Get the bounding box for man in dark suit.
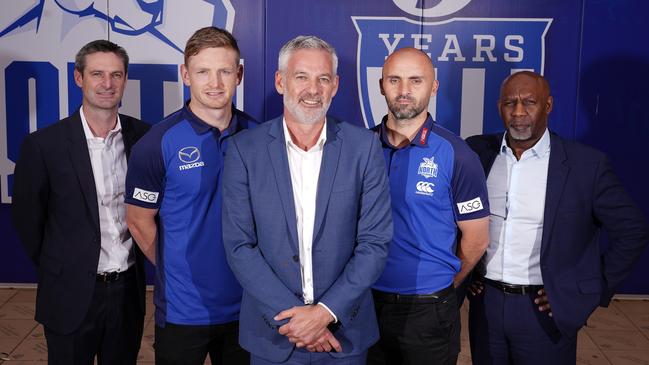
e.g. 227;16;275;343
222;35;392;364
11;40;150;364
466;71;649;364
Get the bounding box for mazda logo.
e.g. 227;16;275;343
178;146;200;163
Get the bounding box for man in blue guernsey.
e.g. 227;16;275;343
125;27;257;365
367;47;490;365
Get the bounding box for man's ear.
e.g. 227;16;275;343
275;71;284;95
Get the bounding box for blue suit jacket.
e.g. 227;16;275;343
466;132;649;338
222;116;392;361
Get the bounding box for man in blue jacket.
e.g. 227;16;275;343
222;35;392;364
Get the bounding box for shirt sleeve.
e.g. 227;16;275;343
451;143;490;221
125;129;166;209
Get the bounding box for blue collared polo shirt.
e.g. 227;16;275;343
125;103;258;325
373;115;489;294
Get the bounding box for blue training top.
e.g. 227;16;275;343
125;103;258;326
373;115;490;294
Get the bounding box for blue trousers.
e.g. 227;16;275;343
468;283;577;365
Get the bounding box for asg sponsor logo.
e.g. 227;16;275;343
178;146;204;171
415;181;435;196
457;197;483;214
0;0;236;204
133;188;159;204
352;0;552;137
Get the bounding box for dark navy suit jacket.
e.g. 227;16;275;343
466;132;649;338
11;111;150;334
222;116;392;362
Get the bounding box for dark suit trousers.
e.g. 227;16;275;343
468;284;576;365
368;286;460;365
44;271;144;365
154;321;248;365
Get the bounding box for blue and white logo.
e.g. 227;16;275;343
392;0;471;18
0;0;235;203
418;156;438;179
352;1;551;136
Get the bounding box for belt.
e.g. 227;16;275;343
96;266;135;283
483;278;543;295
372;284;455;304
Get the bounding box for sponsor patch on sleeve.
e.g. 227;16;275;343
132;188;159;204
457;197;483;214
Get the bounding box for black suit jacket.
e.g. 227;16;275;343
466;132;649;337
11;111;150;334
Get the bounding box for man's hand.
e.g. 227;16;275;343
275;305;334;348
468;278;485;296
305;329;342;353
534;288;552;316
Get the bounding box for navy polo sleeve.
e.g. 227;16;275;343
451;142;490;221
125;127;166;209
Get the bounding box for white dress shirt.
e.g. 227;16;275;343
483;129;550;285
80;107;134;273
283;119;337;321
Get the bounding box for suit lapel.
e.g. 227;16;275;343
482;133;504;176
120;114;136;159
267;118;299;252
313;119;342;244
66;112;100;233
540;134;570;259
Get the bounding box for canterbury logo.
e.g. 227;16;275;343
415;181;435;196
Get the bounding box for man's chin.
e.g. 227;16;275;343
508;131;533;141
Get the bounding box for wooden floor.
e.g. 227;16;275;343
0;287;648;364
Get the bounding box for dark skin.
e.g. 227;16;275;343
469;71;553;316
498;71;553;160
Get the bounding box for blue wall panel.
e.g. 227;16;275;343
0;0;647;294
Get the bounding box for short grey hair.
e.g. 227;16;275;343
277;35;338;75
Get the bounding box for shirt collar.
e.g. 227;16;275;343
79;106;122;140
500;128;551;158
282;117;327;151
377;113;434;149
182;101;239;136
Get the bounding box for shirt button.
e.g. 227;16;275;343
292;255;299;262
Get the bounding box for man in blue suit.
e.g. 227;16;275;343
222;36;392;364
466;71;649;364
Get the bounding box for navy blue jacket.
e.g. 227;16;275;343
12;111;150;334
466;132;649;337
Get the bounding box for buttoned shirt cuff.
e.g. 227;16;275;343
317;302;338;323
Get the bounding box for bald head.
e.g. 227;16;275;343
500;71;550;100
380;47;439;122
383;47;435;80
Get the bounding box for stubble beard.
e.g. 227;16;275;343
389;95;426;121
284;93;330;125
